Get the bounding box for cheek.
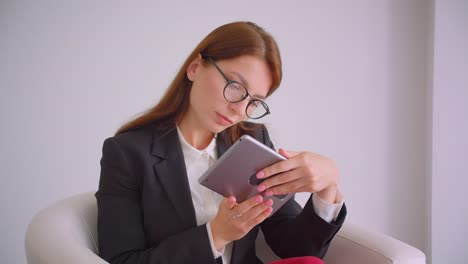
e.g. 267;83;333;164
206;76;223;95
201;78;225;103
191;79;223;109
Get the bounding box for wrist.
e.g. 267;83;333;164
210;219;229;251
316;184;338;204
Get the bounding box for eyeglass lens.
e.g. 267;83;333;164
224;83;268;119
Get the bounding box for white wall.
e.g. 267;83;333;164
431;0;468;263
0;1;432;263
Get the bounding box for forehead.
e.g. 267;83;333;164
214;55;272;98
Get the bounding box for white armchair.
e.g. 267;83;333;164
25;192;426;264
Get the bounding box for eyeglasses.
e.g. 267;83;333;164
202;56;270;119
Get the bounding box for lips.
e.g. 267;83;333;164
216;112;234;125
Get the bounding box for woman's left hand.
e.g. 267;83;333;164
256;148;341;203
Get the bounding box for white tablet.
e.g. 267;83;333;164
198;134;294;215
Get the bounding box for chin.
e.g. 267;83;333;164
211;126;227;134
211;123;234;134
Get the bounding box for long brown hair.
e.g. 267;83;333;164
116;21;282;144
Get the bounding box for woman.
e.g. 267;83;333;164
96;21;346;264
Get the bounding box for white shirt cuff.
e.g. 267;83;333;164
206;222;225;258
312;193;344;223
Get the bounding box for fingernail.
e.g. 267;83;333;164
265;199;274;206
255;195;263;203
257;185;266;192
256;171;265;179
265;190;274;197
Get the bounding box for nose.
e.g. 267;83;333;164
228;99;249;118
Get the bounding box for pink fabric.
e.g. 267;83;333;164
268;256;324;264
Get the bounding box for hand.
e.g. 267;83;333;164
256;149;341;203
210;195;273;251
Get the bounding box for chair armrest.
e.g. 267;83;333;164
323;222;426;264
25;192;109;264
256;222;426;264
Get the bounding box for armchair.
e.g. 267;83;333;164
25;192;425;264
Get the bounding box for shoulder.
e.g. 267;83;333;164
102;121;171;153
239;121;273;147
243;121;269;136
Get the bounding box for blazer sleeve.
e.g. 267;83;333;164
258;126;347;259
96;137;217;264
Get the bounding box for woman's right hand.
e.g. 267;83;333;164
210;195;274;251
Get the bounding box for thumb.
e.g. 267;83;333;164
223;196;237;209
278;148;299;159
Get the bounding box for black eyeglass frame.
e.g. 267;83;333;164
202;55;271;120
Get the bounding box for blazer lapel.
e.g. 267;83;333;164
216;132;231;158
151;125;197;229
151;126;247;262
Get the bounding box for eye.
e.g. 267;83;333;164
250;100;260;108
228;82;243;91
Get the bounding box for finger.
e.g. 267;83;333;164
257;169;303;192
267;176;329;196
278;148;299;159
256;158;299;180
225;196;236;209
234;195;263;216
240;198;274;221
222;196;237;210
246;205;274;227
264;178;310;196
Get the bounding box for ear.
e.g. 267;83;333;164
186;54;203;81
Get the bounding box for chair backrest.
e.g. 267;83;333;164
25;192;108;264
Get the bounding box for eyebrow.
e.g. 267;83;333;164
228;71;266;99
229;71;249;87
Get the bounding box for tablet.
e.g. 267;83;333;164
198;134;294;216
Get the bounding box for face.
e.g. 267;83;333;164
185;55;272;134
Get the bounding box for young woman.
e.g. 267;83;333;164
96;21;346;264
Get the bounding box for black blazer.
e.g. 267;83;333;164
96;122;346;264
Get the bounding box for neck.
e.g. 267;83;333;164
177;116;214;150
